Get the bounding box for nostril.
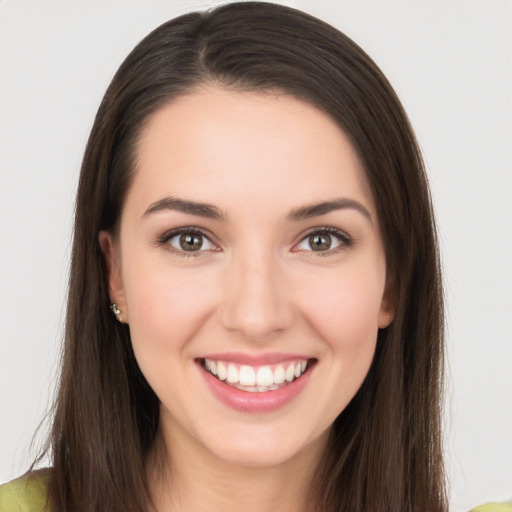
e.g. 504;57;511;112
219;302;295;340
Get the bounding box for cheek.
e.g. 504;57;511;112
286;265;385;428
302;266;385;346
122;265;220;407
125;266;218;344
121;250;220;383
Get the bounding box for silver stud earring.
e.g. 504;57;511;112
110;303;122;322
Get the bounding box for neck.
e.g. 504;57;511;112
148;418;329;512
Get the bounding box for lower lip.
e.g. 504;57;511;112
198;362;314;413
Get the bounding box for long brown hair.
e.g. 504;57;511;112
40;3;446;511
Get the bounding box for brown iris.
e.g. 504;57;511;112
309;233;332;251
180;233;203;251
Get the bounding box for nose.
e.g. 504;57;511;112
219;248;294;341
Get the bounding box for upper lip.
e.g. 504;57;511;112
197;352;313;366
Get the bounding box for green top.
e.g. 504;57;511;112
0;471;510;511
470;503;512;512
0;472;50;512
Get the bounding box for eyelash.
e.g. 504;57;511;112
156;226;353;257
156;227;217;258
293;227;353;255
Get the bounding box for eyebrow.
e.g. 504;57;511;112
287;198;373;224
143;196;372;224
144;197;226;220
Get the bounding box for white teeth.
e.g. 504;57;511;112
239;365;256;386
227;364;239;384
217;361;227;381
234;384;259;392
256;366;274;387
285;363;295;382
273;365;285;384
203;358;310;390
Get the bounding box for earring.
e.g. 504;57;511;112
110;303;122;322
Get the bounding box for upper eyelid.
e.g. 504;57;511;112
292;226;353;252
158;226;213;240
156;226;218;248
296;226;351;242
156;225;351;249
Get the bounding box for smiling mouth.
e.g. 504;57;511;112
199;358;316;393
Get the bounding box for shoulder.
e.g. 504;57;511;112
470;501;512;512
0;470;50;512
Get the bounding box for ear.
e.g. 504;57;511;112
99;231;128;323
378;278;396;329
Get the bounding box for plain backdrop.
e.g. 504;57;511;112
0;1;510;510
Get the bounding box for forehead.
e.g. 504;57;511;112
128;86;374;218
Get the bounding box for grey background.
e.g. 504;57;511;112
1;1;511;510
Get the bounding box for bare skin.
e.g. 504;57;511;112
100;86;393;511
148;421;328;512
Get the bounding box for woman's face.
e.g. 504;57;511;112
101;87;393;468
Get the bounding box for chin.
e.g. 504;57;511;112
199;422;328;469
213;443;294;468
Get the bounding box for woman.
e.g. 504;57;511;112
0;2;478;511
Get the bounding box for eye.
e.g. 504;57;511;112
294;228;351;253
160;229;217;254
